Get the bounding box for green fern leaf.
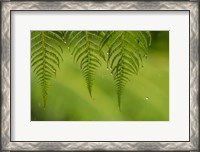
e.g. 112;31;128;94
67;31;105;97
31;31;63;107
101;31;151;109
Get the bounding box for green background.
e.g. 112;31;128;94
31;31;169;121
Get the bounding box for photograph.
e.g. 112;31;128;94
31;31;169;121
1;0;199;150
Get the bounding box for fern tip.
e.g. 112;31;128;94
118;105;121;112
43;102;46;110
89;91;92;98
117;95;121;112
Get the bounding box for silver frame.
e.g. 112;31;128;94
1;1;199;151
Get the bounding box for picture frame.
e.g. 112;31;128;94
1;0;199;151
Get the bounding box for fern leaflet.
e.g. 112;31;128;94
31;31;63;107
101;31;151;109
67;31;105;97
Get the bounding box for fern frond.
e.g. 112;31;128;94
101;31;151;109
31;31;63;107
67;31;105;97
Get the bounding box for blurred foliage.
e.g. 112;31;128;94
31;31;169;121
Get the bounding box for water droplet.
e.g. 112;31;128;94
107;52;109;55
68;47;69;49
145;97;149;101
64;41;66;44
